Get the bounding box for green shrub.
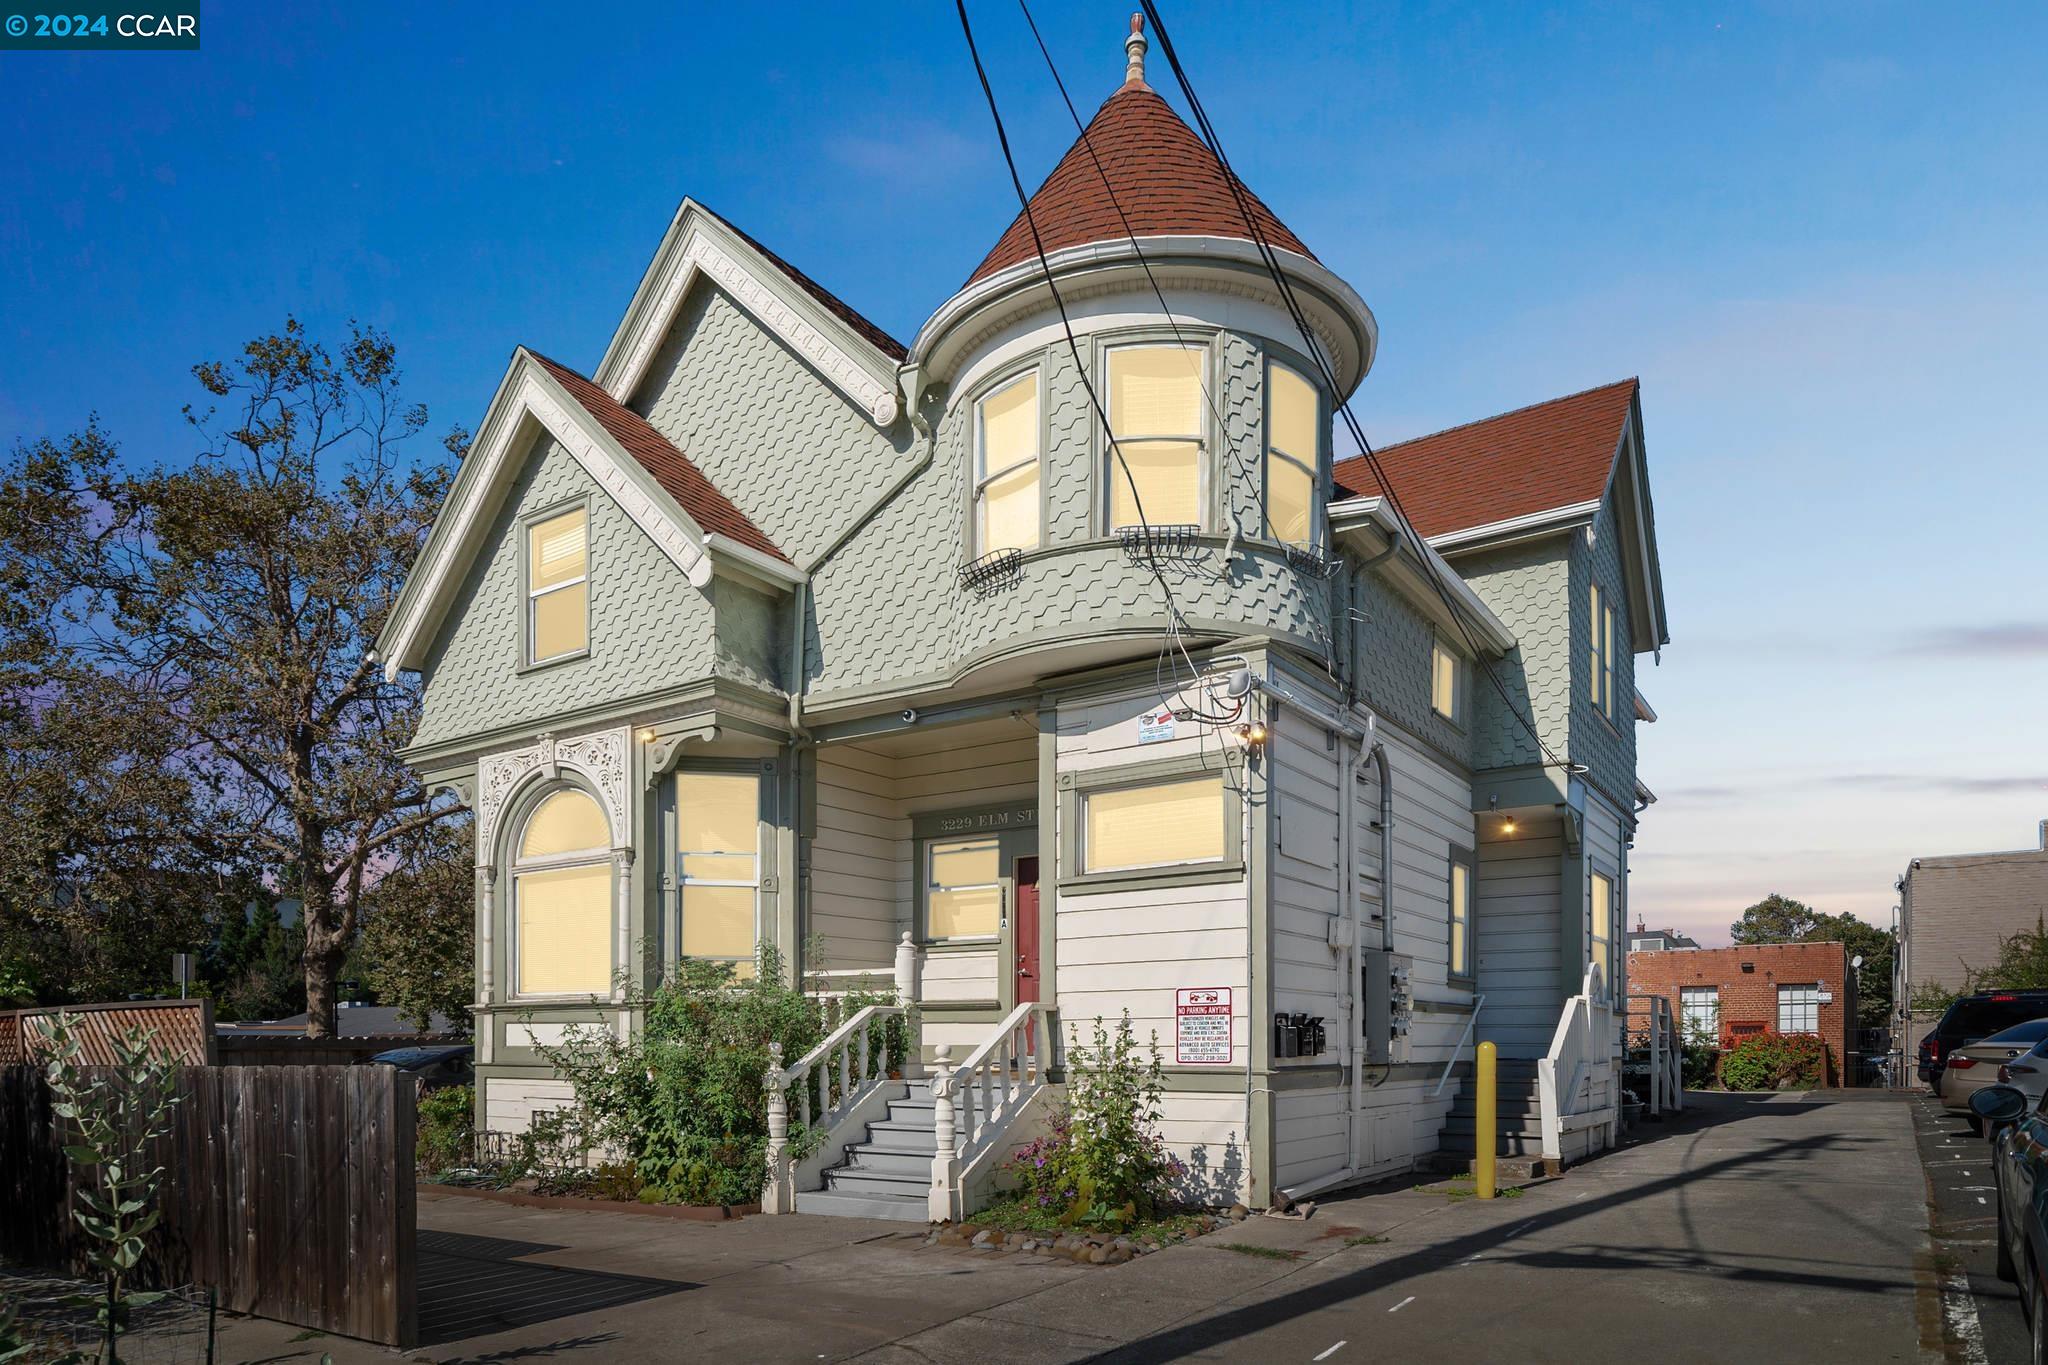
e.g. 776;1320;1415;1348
1681;1040;1721;1090
532;946;904;1207
1003;1012;1184;1229
1719;1032;1828;1091
417;1084;474;1174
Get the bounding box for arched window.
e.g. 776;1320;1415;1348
511;787;612;996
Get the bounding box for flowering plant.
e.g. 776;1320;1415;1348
1004;1011;1184;1227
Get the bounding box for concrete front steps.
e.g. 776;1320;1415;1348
795;1083;937;1222
1433;1058;1563;1177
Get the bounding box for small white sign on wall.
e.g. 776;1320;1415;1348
1176;987;1233;1064
1138;705;1177;744
1817;991;1834;1004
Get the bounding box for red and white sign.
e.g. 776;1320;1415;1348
1175;987;1233;1064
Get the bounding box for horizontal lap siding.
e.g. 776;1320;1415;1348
1272;720;1343;1029
483;1077;576;1135
1477;816;1563;1058
924;948;999;1004
1583;792;1627;1003
1274;1077;1454;1191
1158;1091;1250;1205
811;747;907;971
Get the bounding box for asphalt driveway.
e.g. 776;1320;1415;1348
191;1090;1946;1364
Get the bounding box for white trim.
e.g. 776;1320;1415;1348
1634;688;1658;724
1424;498;1602;554
379;354;730;679
595;203;899;427
1328;495;1518;655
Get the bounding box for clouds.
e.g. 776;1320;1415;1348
1659;772;2047;804
1893;623;2048;657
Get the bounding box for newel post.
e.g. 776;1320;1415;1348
928;1044;959;1223
763;1041;795;1215
894;931;925;1079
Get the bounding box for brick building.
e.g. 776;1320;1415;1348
1627;942;1857;1085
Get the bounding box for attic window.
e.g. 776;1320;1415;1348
1105;344;1205;531
528;507;589;665
1589;583;1616;718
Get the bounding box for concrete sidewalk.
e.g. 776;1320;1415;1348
191;1091;1941;1363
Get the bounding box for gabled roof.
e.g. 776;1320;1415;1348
716;215;906;361
530;354;787;563
964;82;1314;288
1331;379;1638;541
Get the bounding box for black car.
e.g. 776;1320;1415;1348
1920;990;2048;1087
363;1043;474;1089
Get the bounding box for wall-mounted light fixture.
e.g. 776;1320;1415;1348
1489;794;1516;837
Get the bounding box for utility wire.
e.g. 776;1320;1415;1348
1137;0;1577;774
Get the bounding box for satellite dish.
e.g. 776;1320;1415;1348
1851;955;1865;969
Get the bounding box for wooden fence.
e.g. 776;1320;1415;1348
0;998;217;1066
216;1031;466;1067
0;1063;418;1347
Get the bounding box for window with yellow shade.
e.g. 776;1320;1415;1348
512;787;613;997
675;771;761;973
925;836;1003;942
1590;870;1615;997
974;371;1040;555
1448;850;1474;980
1266;360;1320;547
1104;344;1205;531
1082;774;1226;874
528;507;588;664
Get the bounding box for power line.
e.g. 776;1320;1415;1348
1136;0;1577;775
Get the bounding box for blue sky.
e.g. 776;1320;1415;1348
4;2;2044;944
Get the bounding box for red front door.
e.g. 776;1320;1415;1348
1014;856;1041;1005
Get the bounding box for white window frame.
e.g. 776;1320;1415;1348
1264;357;1322;549
508;784;613;1001
1680;986;1720;1041
526;504;590;667
1589;869;1616;997
1589;581;1616;718
921;834;1005;945
972;368;1042;556
674;770;762;969
1100;339;1210;533
1448;847;1474;981
1777;983;1821;1034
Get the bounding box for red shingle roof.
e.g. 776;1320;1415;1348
530;353;790;564
965;83;1314;288
1332;379;1638;541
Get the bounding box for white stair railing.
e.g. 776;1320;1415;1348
928;1002;1054;1222
1537;965;1618;1162
763;1002;910;1213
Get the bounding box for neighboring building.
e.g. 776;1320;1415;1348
378;19;1670;1215
1628;942;1856;1084
1896;822;2048;1059
1627;918;1700;953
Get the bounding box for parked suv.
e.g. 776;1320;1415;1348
1919;991;2048;1088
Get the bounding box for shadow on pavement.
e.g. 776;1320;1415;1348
417;1228;696;1347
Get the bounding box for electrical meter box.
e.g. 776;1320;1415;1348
1361;950;1416;1065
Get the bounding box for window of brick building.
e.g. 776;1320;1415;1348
1777;983;1821;1034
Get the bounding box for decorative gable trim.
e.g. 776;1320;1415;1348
377;353;719;681
595;203;901;428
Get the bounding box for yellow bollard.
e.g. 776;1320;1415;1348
1475;1040;1497;1199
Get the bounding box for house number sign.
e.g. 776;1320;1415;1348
1176;987;1233;1064
923;803;1036;837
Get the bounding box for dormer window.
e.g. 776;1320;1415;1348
1105;343;1205;530
974;371;1041;554
1265;360;1321;547
527;506;588;665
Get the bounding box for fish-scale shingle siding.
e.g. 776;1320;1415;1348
1456;538;1572;773
633;283;913;569
1572;494;1638;813
1350;567;1467;763
413;436;717;751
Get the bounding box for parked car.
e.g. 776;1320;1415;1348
1943;1020;2048;1133
2001;1040;2048;1111
362;1044;473;1090
1972;1084;2048;1362
1919;990;2048;1087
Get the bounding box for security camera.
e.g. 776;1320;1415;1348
901;708;919;725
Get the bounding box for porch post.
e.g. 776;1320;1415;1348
895;932;924;1078
928;1044;959;1223
763;1042;795;1214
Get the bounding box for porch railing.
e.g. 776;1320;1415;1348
928;1001;1055;1221
1537;965;1619;1162
762;1002;909;1213
1623;993;1685;1117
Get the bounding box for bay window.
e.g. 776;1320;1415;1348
1266;360;1319;546
974;371;1041;555
512;788;612;996
1105;344;1205;530
676;771;762;973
